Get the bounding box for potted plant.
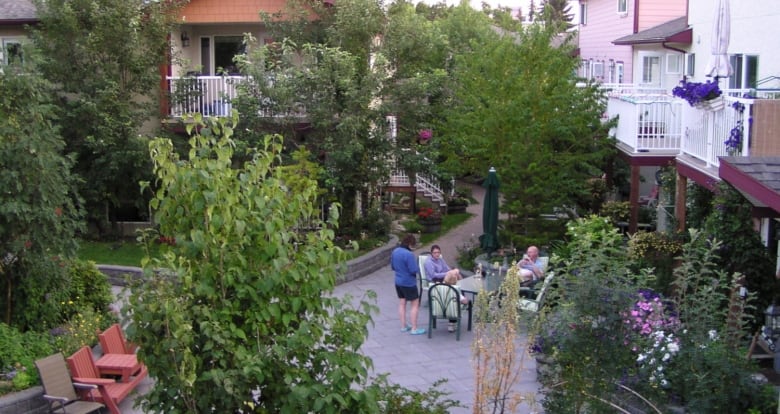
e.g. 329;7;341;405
447;195;469;214
416;207;442;233
671;79;724;111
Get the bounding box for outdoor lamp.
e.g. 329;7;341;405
181;31;190;48
764;303;780;339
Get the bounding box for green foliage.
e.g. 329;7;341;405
132;114;386;412
30;0;186;236
0;61;84;330
599;200;630;223
701;183;776;332
52;305;111;357
537;219;775;413
438;22;616;232
664;230;773;412
0;323;53;394
365;375;463;413
627;231;684;294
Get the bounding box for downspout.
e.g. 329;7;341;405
633;0;639;33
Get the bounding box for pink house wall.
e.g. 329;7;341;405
578;0;687;84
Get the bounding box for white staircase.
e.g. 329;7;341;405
389;169;446;206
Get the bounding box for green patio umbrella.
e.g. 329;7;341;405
479;167;500;253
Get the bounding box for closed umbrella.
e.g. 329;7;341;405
704;0;733;78
479;167;500;254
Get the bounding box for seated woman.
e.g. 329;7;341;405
424;244;461;283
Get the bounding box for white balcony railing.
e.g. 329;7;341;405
165;75;306;118
604;85;780;170
607;94;682;153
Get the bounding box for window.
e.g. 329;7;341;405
640;55;660;85
617;0;627;14
616;62;624;83
593;61;604;78
728;54;758;89
580;3;587;25
666;54;681;74
685;53;695;77
2;39;23;65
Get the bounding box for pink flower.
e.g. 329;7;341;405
418;129;433;141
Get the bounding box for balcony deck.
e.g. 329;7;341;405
607;86;780;179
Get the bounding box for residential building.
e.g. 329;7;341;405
0;0;36;65
595;0;780;268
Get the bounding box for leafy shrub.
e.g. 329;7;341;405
599;200;630;223
65;259;115;318
52;305;110;357
0;323;54;395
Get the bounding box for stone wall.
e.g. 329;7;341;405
0;386;47;414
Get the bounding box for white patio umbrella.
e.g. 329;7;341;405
704;0;733;78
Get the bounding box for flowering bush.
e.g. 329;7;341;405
672;80;722;107
625;289;680;388
725;100;753;155
416;207;442;224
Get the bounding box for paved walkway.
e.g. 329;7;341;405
115;182;543;413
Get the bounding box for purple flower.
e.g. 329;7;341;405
672;80;722;107
418;129;433;141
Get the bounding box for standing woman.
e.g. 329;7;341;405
390;234;426;335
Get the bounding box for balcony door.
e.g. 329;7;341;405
638;52;661;86
199;35;245;75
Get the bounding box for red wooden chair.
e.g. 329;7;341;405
66;346;148;414
98;323;138;355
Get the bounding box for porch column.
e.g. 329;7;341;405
675;173;687;232
629;165;640;233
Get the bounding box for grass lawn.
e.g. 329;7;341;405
78;212;473;266
78;240;166;267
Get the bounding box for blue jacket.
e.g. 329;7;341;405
391;246;419;288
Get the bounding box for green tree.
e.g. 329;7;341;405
130;114;382;412
438;23;615;246
0;61;84;329
541;0;574;32
30;0;186;235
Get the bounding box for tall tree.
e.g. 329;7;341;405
438;23;615;245
132;114;382;412
30;0;185;235
541;0;575;32
0;61;84;329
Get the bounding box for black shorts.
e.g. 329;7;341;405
395;285;419;301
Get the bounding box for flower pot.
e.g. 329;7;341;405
447;204;467;214
418;220;442;233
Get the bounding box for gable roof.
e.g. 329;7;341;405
612;16;691;46
0;0;37;24
719;157;780;214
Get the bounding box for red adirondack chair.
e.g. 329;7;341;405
66;346;148;414
98;323;138;354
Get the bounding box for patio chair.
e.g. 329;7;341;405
518;273;555;313
66;346;148;414
417;253;432;304
98;323;138;355
34;352;105;414
428;283;466;341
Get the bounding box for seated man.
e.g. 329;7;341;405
424;244;461;283
517;245;545;286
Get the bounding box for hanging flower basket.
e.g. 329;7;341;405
672;79;723;110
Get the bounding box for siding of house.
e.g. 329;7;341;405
687;0;780;84
578;0;635;82
578;0;687;84
181;0;289;24
636;0;686;32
